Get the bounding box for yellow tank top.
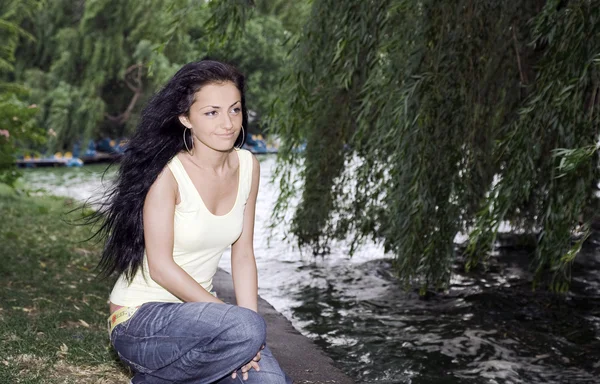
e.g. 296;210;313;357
109;149;253;307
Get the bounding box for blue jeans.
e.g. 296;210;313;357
110;302;293;384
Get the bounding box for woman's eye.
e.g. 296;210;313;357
230;107;241;114
205;111;217;116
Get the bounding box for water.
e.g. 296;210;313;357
19;157;600;384
288;251;600;384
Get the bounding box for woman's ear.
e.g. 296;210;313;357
178;115;192;129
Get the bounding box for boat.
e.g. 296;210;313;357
16;152;83;168
243;134;278;154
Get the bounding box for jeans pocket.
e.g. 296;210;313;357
112;326;153;374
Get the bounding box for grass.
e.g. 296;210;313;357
0;184;130;383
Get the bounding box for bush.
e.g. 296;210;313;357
0;92;45;187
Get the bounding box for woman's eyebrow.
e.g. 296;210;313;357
200;100;241;110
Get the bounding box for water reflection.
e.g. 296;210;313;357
288;253;600;384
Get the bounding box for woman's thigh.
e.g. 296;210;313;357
111;301;267;384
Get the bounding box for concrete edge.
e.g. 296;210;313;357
213;268;354;384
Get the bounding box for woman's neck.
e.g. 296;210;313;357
186;144;233;174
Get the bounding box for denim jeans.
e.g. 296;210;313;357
110;302;293;384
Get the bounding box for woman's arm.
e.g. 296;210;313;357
143;166;223;304
230;155;261;312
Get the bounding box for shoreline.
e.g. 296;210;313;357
213;268;354;384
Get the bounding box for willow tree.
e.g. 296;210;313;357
9;0;292;152
11;0;201;152
212;0;600;290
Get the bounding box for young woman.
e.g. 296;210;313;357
92;59;292;384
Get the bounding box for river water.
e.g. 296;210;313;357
19;156;600;384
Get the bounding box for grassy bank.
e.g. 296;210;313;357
0;185;128;383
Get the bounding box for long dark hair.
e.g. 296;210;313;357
90;59;248;281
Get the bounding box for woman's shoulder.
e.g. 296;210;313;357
156;160;179;186
166;153;182;168
236;148;253;161
164;154;187;180
236;149;259;174
145;160;178;203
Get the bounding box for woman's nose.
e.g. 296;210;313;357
222;113;233;128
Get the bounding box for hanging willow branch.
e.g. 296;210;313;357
210;0;600;291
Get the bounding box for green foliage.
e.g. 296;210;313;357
13;0;195;151
0;0;37;74
253;0;311;36
254;0;599;290
3;0;293;153
0;0;44;187
466;0;600;287
200;0;304;132
208;15;290;130
0;93;44;186
6;0;596;292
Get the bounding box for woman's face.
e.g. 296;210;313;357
179;81;243;153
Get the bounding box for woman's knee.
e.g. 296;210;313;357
223;306;267;351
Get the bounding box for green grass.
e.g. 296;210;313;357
0;185;129;383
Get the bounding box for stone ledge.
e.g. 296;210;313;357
213;269;354;384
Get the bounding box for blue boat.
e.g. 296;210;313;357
243;134;278;154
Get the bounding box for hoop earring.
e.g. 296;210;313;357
235;126;245;150
183;128;194;155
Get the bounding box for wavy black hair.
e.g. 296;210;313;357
89;59;248;282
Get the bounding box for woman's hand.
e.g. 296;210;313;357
231;345;264;380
